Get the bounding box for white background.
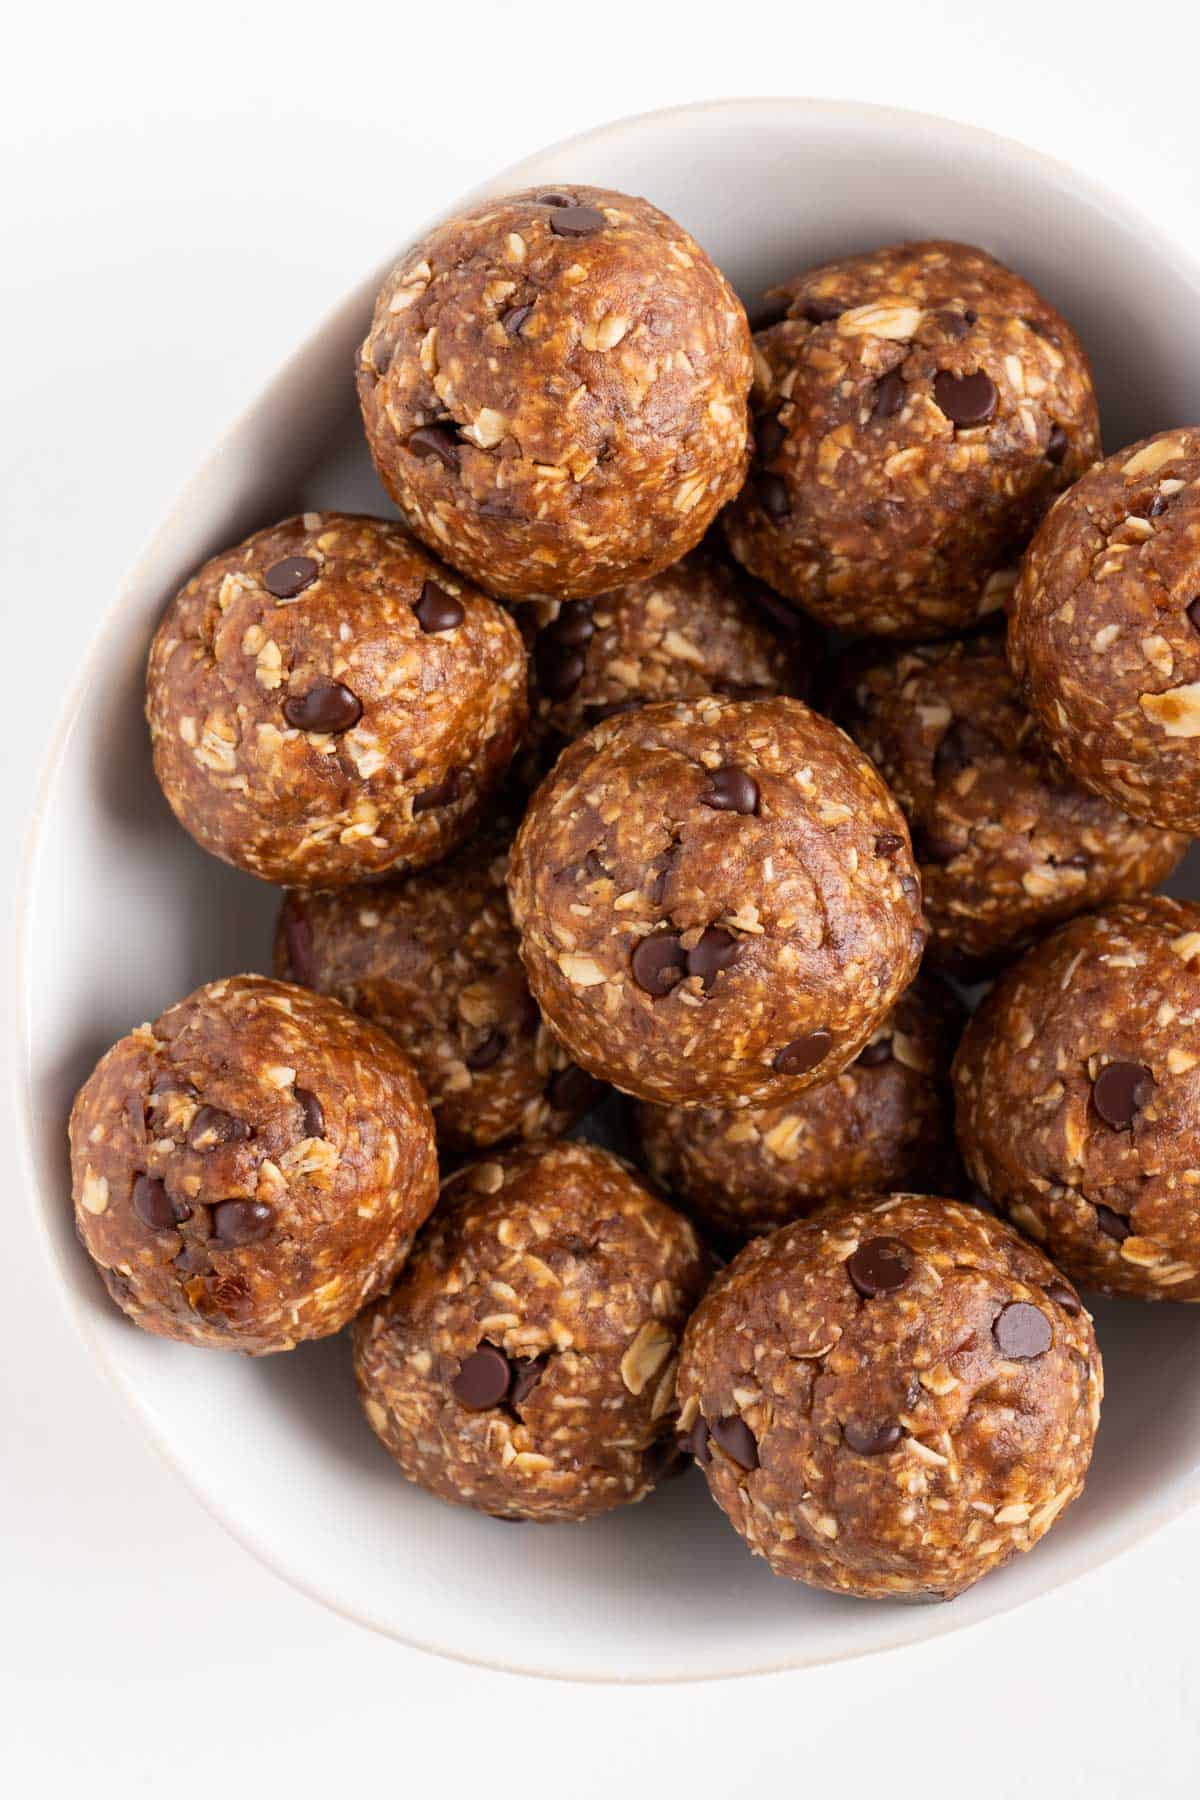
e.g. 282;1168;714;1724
3;2;1199;1792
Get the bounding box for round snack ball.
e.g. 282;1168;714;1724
835;633;1185;969
146;512;527;886
954;897;1200;1301
724;240;1099;638
507;696;926;1108
357;186;752;601
69;975;438;1354
637;974;963;1245
677;1193;1102;1601
352;1141;709;1521
274;833;602;1152
1010;427;1200;833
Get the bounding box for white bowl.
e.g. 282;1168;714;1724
17;97;1200;1684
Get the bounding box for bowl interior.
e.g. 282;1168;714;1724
20;98;1200;1682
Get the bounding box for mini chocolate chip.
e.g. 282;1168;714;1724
263;555;319;599
412;770;461;814
1186;597;1200;634
550;204;605;238
407;423;461;470
188;1106;252;1151
847;1236;911;1298
132;1174;188;1230
509;1354;548;1408
546;1063;599;1114
757;473;791;520
857;1037;893;1067
934;718;1000;781
1025;316;1060;343
682;1417;711;1465
933;309;970;340
774;1029;832;1076
283;680;362;734
452;1345;512;1410
1096;1204;1132;1242
535;636;587;701
964;309;979;326
703;765;759;815
465;1031;506;1072
993;1301;1052;1360
803;297;844;323
871;371;906;420
282;901;315;987
1044;1279;1081;1316
842;1419;903;1456
1092;1061;1154;1130
210;1200;273;1247
1046;424;1069;464
502;303;533;336
413;581;464;633
933;369;998;427
687;926;739;991
294;1086;324;1138
631;932;688;997
548;599;595;646
756;409;787;463
874;832;904;858
711;1415;759;1471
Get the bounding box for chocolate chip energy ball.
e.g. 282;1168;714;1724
147;512;527;886
508;696;926;1108
954;898;1200;1300
835;634;1185;968
274;834;601;1152
724;241;1099;638
352;1142;709;1521
1009;427;1200;832
69;976;438;1354
637;975;962;1245
358;186;752;600
677;1194;1101;1601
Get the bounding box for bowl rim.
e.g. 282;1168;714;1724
15;92;1200;1685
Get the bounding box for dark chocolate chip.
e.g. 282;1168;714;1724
774;1029;832;1076
842;1418;903;1456
1046;424;1069;465
631;932;688;997
413;581;464;633
263;555;319;599
210;1200;273;1247
546;1063;599;1115
702;765;759;815
857;1037;893;1067
188;1106;252;1151
687;926;739;991
933;369;998;427
992;1301;1052;1360
509;1354;548;1408
847;1236;911;1298
412;770;462;814
934;718;1000;781
283;680;363;734
756;409;787;463
875;832;904;858
871;371;907;420
549;204;606;238
757;473;791;520
452;1345;512;1410
548;600;595;646
282;900;315;987
1096;1204;1132;1242
465;1031;506;1072
294;1086;324;1138
803;297;844;324
711;1415;759;1471
502;303;534;337
1044;1279;1081;1316
682;1417;711;1465
932;309;970;340
1186;597;1200;634
407;423;461;470
132;1173;188;1230
1092;1061;1154;1130
535;636;587;701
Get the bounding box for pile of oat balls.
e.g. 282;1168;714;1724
70;185;1200;1606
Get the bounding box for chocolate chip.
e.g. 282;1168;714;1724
1046;424;1069;465
711;1415;759;1471
774;1029;832;1076
757;473;791;520
687;926;739;991
1044;1280;1081;1316
452;1345;512;1410
407;423;461;470
702;765;759;815
934;718;999;781
842;1419;903;1456
210;1201;273;1247
631;932;687;997
1025;316;1060;344
546;1063;599;1114
1186;597;1200;634
465;1031;506;1072
549;204;605;238
413;581;464;633
871;371;906;420
933;369;998;427
502;303;533;336
188;1106;252;1151
412;770;461;813
756;409;787;463
874;832;904;858
535;636;587;701
283;680;362;734
1092;1061;1154;1130
132;1174;188;1230
847;1236;911;1298
509;1354;548;1408
933;309;970;340
803;297;844;323
857;1037;893;1067
263;555;319;599
1096;1204;1132;1242
548;600;595;646
681;1417;711;1464
282;900;315;987
992;1301;1052;1360
294;1086;324;1138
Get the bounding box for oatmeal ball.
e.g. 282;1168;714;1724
146;512;527;886
724;241;1099;638
358;186;752;600
273;833;602;1152
507;696;926;1108
1009;427;1200;833
954;897;1200;1301
677;1193;1102;1601
637;975;963;1245
69;976;438;1354
835;634;1185;968
352;1141;709;1521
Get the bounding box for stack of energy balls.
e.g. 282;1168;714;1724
70;184;1200;1606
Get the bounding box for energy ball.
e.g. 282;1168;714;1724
954;897;1200;1301
352;1141;709;1521
1009;426;1200;833
724;241;1099;638
835;633;1185;969
69;975;438;1354
507;696;926;1108
637;975;963;1245
677;1193;1102;1601
146;512;527;886
273;833;602;1152
357;186;752;601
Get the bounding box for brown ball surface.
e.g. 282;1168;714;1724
834;633;1184;968
69;976;438;1354
273;834;602;1152
637;974;963;1244
352;1141;709;1522
954;897;1200;1300
146;512;527;886
1009;427;1200;832
724;241;1099;638
677;1193;1102;1601
507;696;926;1108
357;186;752;600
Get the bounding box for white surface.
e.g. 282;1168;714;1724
4;0;1200;1789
